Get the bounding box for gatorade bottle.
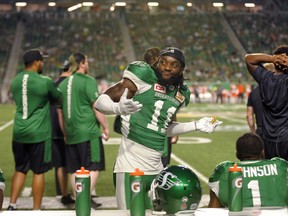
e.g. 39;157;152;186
228;163;243;212
75;167;91;216
130;168;145;216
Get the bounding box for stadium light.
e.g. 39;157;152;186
213;2;224;7
187;2;193;7
115;2;126;6
48;2;56;7
244;3;255;7
147;2;159;7
110;6;115;11
15;2;27;7
68;3;82;12
82;2;94;7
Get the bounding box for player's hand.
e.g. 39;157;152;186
195;117;222;133
273;53;288;69
117;88;142;115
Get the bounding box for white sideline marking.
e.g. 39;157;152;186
0;120;14;132
171;153;209;185
21;187;32;197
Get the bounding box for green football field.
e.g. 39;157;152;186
0;103;248;198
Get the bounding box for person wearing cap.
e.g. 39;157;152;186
208;132;288;208
50;60;75;205
57;52;108;208
9;49;61;210
95;47;222;210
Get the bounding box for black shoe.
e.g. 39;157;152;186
7;205;16;210
91;199;102;209
61;195;75;205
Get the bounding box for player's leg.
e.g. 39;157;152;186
8;141;29;210
30;141;52;210
115;172;130;210
32;173;44;209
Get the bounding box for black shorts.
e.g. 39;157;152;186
66;138;105;173
12;140;52;174
52;138;66;169
263;139;288;160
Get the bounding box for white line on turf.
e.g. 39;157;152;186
170;153;209;185
0;120;13;132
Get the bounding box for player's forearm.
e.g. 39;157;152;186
166;122;196;137
95;109;109;130
94;94;122;115
245;54;274;65
57;108;66;137
246;116;256;133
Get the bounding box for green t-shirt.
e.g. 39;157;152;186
58;72;100;144
118;61;190;151
209;157;288;207
11;71;61;143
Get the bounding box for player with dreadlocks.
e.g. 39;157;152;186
95;47;222;210
245;45;288;160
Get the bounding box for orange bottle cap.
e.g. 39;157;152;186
76;167;90;175
130;168;144;176
228;163;242;172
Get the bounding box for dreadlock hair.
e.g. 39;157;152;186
236;133;264;161
144;47;161;66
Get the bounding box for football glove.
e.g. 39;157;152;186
117;88;142;115
195;117;222;133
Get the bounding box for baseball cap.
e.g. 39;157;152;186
61;60;70;71
160;47;185;67
23;49;47;65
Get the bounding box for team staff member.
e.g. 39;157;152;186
246;85;263;137
245;45;288;160
57;52;107;208
95;47;221;209
208;133;288;208
8;49;61;210
51;60;75;205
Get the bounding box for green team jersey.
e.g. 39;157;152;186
11;70;61;143
58;72;100;144
209;157;288;207
119;61;190;151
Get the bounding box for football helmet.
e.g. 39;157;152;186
150;165;202;215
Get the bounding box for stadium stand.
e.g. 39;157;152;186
0;7;287;103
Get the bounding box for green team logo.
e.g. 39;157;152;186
157;171;181;190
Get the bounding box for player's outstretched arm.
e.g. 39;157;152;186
94;79;142;116
166;116;222;136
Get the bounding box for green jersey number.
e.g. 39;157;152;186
147;100;177;133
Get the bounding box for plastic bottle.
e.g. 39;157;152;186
228;163;243;212
75;167;91;216
130;168;145;216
